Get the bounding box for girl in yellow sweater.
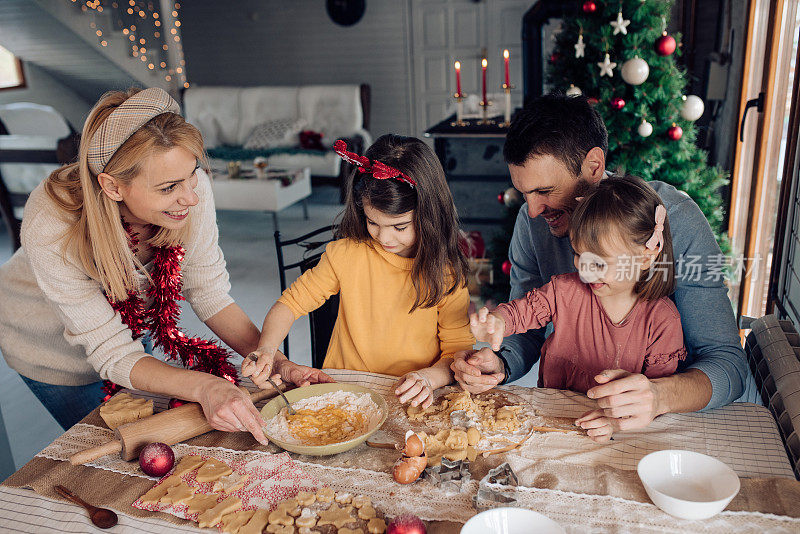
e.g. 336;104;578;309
243;134;475;408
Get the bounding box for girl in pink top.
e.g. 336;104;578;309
471;175;686;396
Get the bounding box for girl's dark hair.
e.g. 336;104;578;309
569;175;676;300
337;134;469;312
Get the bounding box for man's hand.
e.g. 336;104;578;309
450;348;505;394
273;360;335;388
575;369;663;441
469;307;506;351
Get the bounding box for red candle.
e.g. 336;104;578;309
481;58;487;103
454;61;462;96
503;49;510;87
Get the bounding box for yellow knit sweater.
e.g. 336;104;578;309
278;238;475;376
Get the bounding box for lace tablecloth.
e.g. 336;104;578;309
3;368;800;533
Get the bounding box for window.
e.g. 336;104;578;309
0;45;25;90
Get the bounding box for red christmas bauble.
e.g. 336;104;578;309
501;260;512;276
168;398;187;409
387;514;426;534
655;33;677;56
582;1;597;13
667;125;683;140
611;97;626;110
587;97;599;106
497;193;505;204
139;442;175;477
549;52;561;63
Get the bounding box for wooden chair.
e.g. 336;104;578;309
274;225;339;369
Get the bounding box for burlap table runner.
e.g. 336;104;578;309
4;371;800;533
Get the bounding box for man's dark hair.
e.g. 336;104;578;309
503;93;609;175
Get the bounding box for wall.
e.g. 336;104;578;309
0;62;92;131
178;1;413;139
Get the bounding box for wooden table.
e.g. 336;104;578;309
2;369;800;533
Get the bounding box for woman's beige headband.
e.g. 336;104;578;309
87;87;181;175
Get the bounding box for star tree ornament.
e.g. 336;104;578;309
610;10;631;35
621;56;649;85
638;119;653;137
598;53;617;77
574;32;585;58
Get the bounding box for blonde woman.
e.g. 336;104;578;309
0;88;330;441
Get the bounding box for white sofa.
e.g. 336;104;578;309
182;84;371;178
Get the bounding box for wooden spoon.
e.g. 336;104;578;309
54;485;118;529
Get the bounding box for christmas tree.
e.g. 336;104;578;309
482;0;729;304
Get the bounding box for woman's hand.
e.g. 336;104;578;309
469;307;506;351
195;377;269;446
273;359;335;388
450;348;505;394
241;346;280;389
394;369;437;409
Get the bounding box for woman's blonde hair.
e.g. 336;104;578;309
44;87;205;302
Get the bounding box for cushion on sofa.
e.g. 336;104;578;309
236;87;300;144
297;86;362;148
243;118;307;149
183;87;241;145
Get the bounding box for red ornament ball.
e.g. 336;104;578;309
582;1;597;13
655;33;677;56
549;52;561;63
387;514;426;534
587;97;599;106
667;125;683;141
611;97;626;110
139;442;175;477
501;260;513;276
168;398;187;409
497;193;505;204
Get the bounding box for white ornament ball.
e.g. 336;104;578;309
680;95;705;121
566;84;582;96
638;120;653;137
621;56;650;85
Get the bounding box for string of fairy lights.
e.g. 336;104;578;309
68;0;188;89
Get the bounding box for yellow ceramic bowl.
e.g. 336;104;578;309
260;383;388;456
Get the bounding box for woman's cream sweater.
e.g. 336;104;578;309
0;169;234;388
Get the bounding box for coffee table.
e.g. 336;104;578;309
209;165;311;231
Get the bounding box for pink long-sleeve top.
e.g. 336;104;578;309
494;273;686;393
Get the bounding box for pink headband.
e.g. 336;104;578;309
333;139;416;188
645;205;667;250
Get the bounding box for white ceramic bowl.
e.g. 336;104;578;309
461;507;565;534
637;450;740;520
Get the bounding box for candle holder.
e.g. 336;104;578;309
450;93;467;127
478;98;494;125
499;83;514;128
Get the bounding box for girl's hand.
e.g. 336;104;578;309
394;370;436;409
469;307;506;351
241;346;280;389
575;409;614;443
273;359;335;388
196;376;269;446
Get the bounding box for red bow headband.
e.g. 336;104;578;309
333;139;416;188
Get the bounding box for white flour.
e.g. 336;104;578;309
266;390;383;445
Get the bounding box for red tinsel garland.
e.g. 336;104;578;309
102;224;238;399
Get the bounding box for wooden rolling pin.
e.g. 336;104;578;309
70;387;281;465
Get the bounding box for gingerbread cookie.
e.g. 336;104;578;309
358;504;377;520
335;492;353;504
276;497;301;517
340;528;365;534
161;481;194;505
220;509;255;533
197;496;242;528
212;472;250;494
316;486;335;503
367;517;387;534
99;392;153;429
295;507;317;528
318;503;356;529
295;490;316;506
195;458;233;483
351;494;372;509
173;455;206;477
185;492;220;515
266;525;294;534
267;506;294;527
140;474;182;504
238;509;270;534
